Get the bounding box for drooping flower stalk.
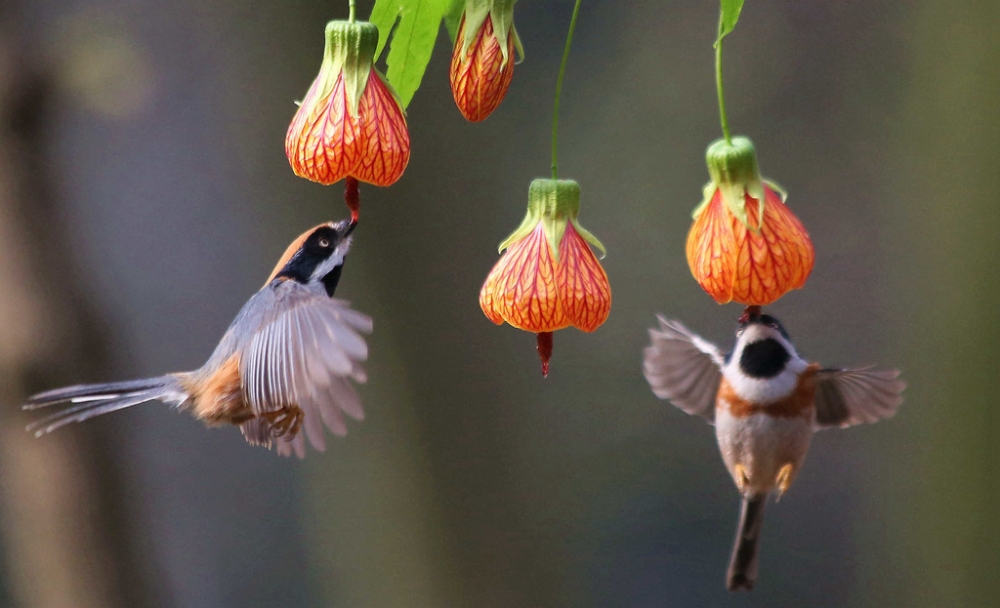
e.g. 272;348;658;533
479;0;607;376
551;0;583;179
684;3;814;306
715;5;732;145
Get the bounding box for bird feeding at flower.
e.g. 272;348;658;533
480;178;611;376
286;19;410;187
450;0;523;122
643;307;905;590
686;136;815;306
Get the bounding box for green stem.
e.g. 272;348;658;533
715;7;732;145
349;0;356;22
551;0;583;180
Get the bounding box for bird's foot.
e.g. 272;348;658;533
259;406;304;439
734;464;751;494
775;463;795;501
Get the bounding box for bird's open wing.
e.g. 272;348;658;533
813;367;905;429
237;281;372;457
643;315;724;423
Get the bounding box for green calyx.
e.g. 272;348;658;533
498;179;606;261
320;20;380;118
460;0;524;70
694;135;769;233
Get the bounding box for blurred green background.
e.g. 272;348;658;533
0;0;995;606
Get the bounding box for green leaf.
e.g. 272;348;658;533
385;0;440;108
715;0;745;47
443;0;465;45
369;0;403;62
369;0;465;109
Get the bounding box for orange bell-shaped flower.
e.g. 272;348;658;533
450;0;523;122
480;179;611;375
686;137;814;306
286;20;410;187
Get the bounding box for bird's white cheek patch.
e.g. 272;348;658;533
313;251;346;281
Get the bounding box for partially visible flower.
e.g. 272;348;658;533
480;179;611;375
686;136;814;306
286;20;410;187
450;0;523;122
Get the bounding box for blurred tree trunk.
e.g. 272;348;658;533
0;4;154;607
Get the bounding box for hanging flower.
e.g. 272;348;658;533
286;20;410;187
480;179;611;375
450;0;523;122
686;137;814;306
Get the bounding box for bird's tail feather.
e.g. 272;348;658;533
24;376;189;437
727;493;766;592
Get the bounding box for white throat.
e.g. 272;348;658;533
310;240;350;284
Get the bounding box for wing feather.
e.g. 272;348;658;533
315;318;354;376
300;388;328;453
814;367;906;429
239;283;372;455
643;315;724;422
317;386;350;437
276;432;307;459
329;376;365;421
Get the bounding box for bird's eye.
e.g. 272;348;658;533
736;328;745;337
319;238;330;248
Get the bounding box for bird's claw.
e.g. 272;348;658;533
259;406;304;439
734;464;751;494
775;463;794;501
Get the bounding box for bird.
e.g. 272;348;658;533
24;220;372;458
642;306;905;591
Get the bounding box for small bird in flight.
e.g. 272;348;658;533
643;306;905;591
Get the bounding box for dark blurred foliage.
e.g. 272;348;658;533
0;0;995;606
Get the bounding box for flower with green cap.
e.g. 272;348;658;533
286;20;410;187
686;136;815;305
450;0;523;122
480;179;611;376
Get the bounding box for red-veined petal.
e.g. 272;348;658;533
686;189;737;304
687;186;814;305
351;70;410;187
479;223;570;333
286;69;409;187
730;185;814;305
556;223;611;332
286;72;361;185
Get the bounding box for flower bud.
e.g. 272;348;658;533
450;0;523;122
